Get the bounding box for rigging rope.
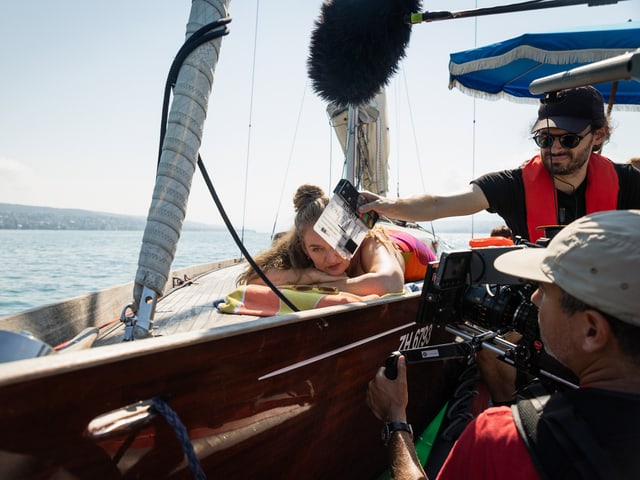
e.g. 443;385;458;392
152;397;206;480
270;79;310;239
392;67;443;248
401;69;427;193
241;0;262;246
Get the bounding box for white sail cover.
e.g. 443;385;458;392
134;0;230;309
327;92;390;196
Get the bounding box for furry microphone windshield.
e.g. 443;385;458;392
307;0;422;107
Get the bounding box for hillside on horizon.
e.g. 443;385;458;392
0;203;224;231
0;202;503;234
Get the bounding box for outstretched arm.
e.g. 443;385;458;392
359;184;489;223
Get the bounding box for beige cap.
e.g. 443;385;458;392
494;210;640;326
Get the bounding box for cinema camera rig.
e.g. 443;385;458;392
385;245;578;390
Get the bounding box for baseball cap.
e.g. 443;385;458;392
531;86;606;134
494;210;640;327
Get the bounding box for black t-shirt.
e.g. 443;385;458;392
472;162;640;240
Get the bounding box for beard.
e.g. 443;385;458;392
541;148;590;176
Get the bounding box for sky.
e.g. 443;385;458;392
1;1;638;234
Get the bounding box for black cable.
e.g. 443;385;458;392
155;16;300;312
158;18;232;167
196;155;300;312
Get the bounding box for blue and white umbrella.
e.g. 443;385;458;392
448;21;640;110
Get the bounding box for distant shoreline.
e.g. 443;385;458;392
0;203;225;231
0;202;500;234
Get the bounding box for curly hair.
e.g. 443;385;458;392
590;116;611;154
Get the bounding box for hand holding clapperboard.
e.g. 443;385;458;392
313;179;379;260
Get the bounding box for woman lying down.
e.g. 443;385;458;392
236;184;436;297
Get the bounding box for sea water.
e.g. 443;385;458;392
0;229;272;317
0;229;481;317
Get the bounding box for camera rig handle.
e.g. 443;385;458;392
446;323;578;389
384;325;577;390
384;330;498;379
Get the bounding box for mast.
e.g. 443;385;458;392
344;105;358;185
130;0;231;338
328;92;390;195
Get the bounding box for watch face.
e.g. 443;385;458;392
381;426;390;445
381;424;391;443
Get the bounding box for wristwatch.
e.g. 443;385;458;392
381;422;413;446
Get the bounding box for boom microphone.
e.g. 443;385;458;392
307;0;615;107
307;0;421;107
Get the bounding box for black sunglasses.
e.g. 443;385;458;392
533;129;593;149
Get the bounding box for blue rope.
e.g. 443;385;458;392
152;397;206;479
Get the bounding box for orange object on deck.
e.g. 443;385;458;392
469;236;514;248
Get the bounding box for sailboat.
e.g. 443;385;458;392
1;0;635;477
0;2;460;478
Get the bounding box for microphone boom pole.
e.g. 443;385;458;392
408;0;628;24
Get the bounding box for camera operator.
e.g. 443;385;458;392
366;209;640;480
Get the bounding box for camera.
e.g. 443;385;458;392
410;245;577;388
418;247;537;332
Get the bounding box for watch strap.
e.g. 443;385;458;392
382;421;413;446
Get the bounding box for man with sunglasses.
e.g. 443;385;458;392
366;210;640;480
359;86;640;244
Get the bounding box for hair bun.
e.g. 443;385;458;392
293;184;326;213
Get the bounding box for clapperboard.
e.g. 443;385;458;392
313;179;379;260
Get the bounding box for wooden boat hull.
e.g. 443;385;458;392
0;294;462;479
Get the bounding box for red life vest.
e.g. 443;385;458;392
522;153;619;242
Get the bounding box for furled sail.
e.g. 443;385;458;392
327;92;390;196
132;0;230;334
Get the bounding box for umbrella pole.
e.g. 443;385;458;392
607;81;618;118
600;81;620;155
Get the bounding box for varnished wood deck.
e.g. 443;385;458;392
95;260;262;345
0;258;264;349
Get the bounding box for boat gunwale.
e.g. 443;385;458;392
0;289;421;387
